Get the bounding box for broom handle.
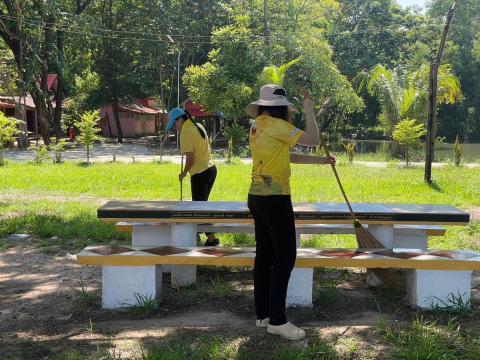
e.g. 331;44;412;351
319;134;357;221
180;154;184;201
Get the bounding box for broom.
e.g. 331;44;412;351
180;153;184;201
319;134;384;249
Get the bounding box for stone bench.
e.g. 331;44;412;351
77;245;480;311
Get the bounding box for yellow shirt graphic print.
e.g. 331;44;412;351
249;115;304;196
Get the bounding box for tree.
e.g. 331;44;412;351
0;112;18;164
428;0;480;141
424;1;457;183
183;16;264;120
392;119;427;167
0;0;93;143
354;63;462;137
75;110;103;163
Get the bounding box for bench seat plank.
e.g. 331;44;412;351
77;245;480;271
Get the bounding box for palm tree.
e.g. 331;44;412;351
353;64;462;137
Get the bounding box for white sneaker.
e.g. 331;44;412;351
256;318;269;327
267;322;305;340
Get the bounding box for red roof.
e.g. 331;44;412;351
0;101;15;108
119;103;163;115
47;74;58;91
183;99;210;117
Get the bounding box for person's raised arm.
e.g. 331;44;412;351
297;89;319;147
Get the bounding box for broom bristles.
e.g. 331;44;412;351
353;220;385;248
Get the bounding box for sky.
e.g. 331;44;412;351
397;0;427;8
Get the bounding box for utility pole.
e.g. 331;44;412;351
424;1;457;183
263;0;270;46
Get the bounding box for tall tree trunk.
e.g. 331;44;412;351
52;31;65;139
31;93;51;144
112;100;123;143
425;1;457;183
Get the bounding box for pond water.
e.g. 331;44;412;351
331;140;480;162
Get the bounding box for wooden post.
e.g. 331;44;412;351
425;1;457;183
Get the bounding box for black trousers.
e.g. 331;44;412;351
247;194;297;326
191;165;217;201
191;166;217;237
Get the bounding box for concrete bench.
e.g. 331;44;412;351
97;201;469;308
77;245;480;311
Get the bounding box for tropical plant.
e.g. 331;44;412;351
453;134;463;167
257;58;301;86
343;140;355;164
392;119;427;167
354;64;462;136
0;112;18;165
75;111;104;164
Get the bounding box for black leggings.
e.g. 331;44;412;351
191;166;217;237
190;165;217;201
247;194;297;326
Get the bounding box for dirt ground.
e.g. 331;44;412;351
1;241;479;359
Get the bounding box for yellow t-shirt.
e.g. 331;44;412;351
249;115;304;196
180;120;214;176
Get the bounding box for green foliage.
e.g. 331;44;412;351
183;16;263;119
257;57;301;87
355;64;462;136
31;145;50;165
63;71;101;128
382;316;463;360
48;137;67;164
75;111;104;163
392;119;427;166
453;134;463;166
0;112;18;164
130;293;159;316
343;141;355;164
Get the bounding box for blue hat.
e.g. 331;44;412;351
167;107;186;131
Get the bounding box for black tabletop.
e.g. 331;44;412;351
97;201;470;225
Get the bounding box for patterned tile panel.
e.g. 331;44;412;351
77;245;480;271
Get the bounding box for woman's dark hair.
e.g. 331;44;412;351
257;105;289;121
180;110;206;139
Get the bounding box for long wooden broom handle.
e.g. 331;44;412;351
319;133;357;221
180;154;184;201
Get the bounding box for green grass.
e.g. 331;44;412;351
1;161;479;252
1;161;479;205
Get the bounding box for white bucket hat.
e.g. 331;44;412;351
245;84;298;118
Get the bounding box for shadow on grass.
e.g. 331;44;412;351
428;180;443;193
137;328;340;360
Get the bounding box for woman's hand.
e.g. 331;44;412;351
301;87;314;109
322;155;336;166
179;171;187;182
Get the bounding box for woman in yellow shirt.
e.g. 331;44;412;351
167;108;219;246
245;84;335;340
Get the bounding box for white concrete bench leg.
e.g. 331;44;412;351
102;266;162;309
392;229;428;250
367;225;394;287
287;232;313;307
170;223;197;288
406;270;472;310
132;224;172;273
